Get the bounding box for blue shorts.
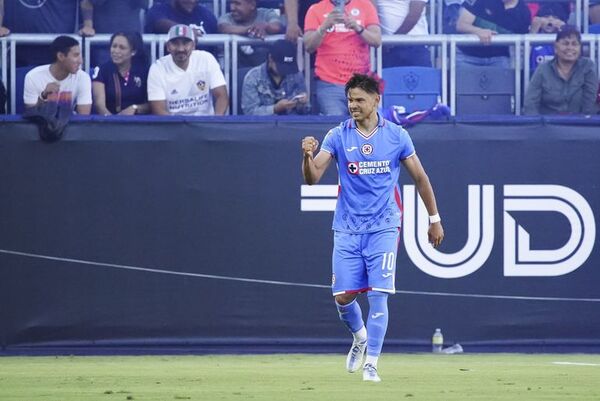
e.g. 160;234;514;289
331;228;399;296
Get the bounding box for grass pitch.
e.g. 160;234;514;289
1;353;599;401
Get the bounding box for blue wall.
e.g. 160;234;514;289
1;116;599;352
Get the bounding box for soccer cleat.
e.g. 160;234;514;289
363;363;381;382
346;338;367;373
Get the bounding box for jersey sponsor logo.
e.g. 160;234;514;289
371;313;384;319
382;273;393;278
171;89;178;95
361;143;373;155
346;146;358;152
134;76;142;88
349;160;392;175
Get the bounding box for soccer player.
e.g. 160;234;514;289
301;73;444;382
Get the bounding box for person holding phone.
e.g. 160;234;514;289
241;39;310;115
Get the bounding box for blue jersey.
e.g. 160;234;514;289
321;113;416;234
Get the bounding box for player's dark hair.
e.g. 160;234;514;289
345;73;380;96
556;25;581;43
50;36;80;62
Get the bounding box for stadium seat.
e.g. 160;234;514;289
382;67;441;113
14;65;36;115
456;66;515;115
589;24;600;34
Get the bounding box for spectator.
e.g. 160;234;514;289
455;0;530;68
283;0;319;41
147;24;228;115
242;39;309;115
443;0;464;33
79;0;150;67
219;0;284;67
92;32;150;115
0;0;80;66
524;25;598;115
80;0;149;36
304;0;381;115
376;0;431;67
23;36;92;115
529;3;568;73
145;0;217;36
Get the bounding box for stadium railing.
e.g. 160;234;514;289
1;33;599;115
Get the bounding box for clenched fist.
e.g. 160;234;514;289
302;136;320;157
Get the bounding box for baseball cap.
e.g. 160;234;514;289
167;24;196;43
269;40;299;76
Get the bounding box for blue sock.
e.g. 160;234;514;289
366;291;389;357
335;298;365;334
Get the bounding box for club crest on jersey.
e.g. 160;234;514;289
361;143;373;155
347;162;359;175
196;80;206;91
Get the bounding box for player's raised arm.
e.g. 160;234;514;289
402;154;445;248
302;136;332;185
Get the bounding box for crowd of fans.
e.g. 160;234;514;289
0;0;599;117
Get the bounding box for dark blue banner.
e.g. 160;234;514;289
1;116;599;352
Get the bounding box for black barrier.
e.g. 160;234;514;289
1;116;599;353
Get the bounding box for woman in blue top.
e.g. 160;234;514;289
92;32;150;115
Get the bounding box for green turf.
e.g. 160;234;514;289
1;353;599;401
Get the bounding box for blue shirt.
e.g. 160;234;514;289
321;113;416;234
530;45;554;73
145;3;218;34
4;0;78;33
92;60;149;114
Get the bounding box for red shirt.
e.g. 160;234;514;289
305;0;380;85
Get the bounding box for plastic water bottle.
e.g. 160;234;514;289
432;328;443;353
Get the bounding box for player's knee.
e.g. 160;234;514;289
335;293;357;305
367;291;388;301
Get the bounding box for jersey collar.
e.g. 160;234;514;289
348;112;385;139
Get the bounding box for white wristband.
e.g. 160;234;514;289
429;213;441;224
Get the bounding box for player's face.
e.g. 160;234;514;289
347;87;380;122
554;35;581;63
167;38;195;66
59;45;82;74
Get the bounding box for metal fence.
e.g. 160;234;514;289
2;32;599;115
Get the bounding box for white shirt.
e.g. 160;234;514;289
377;0;429;36
23;65;92;107
147;50;227;116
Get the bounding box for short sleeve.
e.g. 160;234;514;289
23;71;40;105
91;64;109;84
206;54;227;89
362;0;380;27
304;4;321;31
320;128;338;158
147;63;166;101
76;72;93;105
398;127;416;160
